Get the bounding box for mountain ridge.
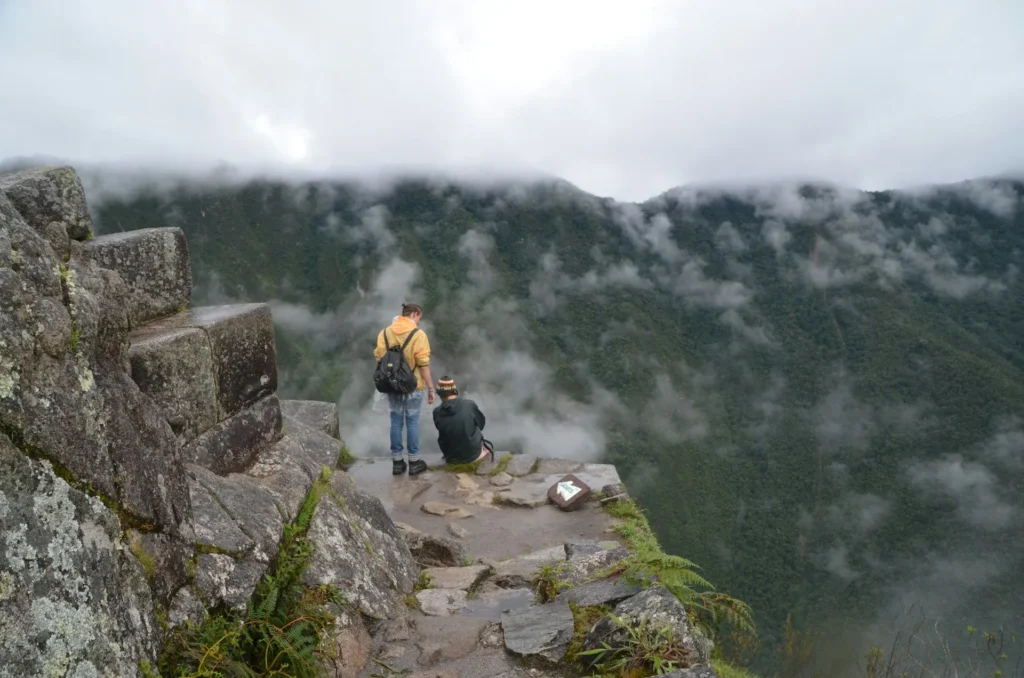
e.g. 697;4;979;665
86;166;1024;675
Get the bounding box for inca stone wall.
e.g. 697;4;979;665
0;165;419;677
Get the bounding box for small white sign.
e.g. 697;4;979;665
556;481;582;501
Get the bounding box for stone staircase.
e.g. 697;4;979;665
84;225;352;616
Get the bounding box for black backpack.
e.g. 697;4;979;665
373;327;420;395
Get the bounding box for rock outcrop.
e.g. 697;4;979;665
0;434;159;678
0;165;416;677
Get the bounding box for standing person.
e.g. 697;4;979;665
373;303;435;475
432;375;493;466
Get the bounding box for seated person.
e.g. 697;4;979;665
432;375;492;465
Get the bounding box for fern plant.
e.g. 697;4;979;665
604;495;758;666
159;466;345;677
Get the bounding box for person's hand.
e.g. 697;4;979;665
427;389;436;405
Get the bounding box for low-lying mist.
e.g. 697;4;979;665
84;167;1024;676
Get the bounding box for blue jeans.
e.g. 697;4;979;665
388;389;424;461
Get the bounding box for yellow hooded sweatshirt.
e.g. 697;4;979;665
373;316;431;390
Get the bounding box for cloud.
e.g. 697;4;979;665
528;251;652;315
823;543;859;581
266;300;342;351
4;0;1023;201
979;416;1024;470
907;454;1018;531
813;380;877;454
714;222;747;254
736;185;1020;299
334;204;395;255
826;492;892;537
641;374;711;445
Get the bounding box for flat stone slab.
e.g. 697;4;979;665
413;616;489;666
86;227;192;324
565;540;621;559
501;601;574;662
578;463;623;488
0;165;93;240
489;472;513;487
448;523;470;539
417;588;469;616
504;454;538;477
244;445;312;524
181;394;282;475
493;478;551;508
491;545;565;585
422;564;491;591
128;325;218;444
562;546;632;585
143;303;278;419
280;399;339;439
553;577;643;607
422;501;473;519
281;414;341;472
186;464;284;562
535;458;584;475
188;478;253;554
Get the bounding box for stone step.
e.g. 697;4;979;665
84;226;192;325
280;399;340;440
128;303;280;473
130;303;278;423
182;394;282;475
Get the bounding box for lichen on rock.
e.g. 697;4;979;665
303;472;419;620
0;434;159;678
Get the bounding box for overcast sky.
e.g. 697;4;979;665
1;0;1022;201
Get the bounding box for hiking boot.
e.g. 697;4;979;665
392;459;407;475
408;459;428;476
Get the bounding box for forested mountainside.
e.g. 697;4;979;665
90;172;1024;675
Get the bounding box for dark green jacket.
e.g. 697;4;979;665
432;397;486;464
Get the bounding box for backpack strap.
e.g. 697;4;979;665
399;327;420;351
382;328;392;351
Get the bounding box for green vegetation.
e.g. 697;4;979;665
488;452;513;476
126;530;157;581
335;440;355;469
159;466;344;677
531;561;571;603
578;613;703;676
566;602;613;665
414;570;433;592
439;459;484;473
604;497;758;666
94;175;1024;674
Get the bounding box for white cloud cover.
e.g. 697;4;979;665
1;0;1023;201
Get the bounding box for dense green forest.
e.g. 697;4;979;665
91;172;1024;675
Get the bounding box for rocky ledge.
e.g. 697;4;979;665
337;452;722;678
